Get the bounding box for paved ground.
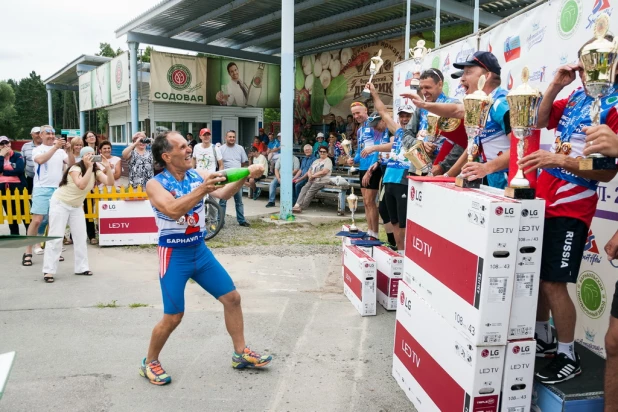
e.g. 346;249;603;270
0;195;414;412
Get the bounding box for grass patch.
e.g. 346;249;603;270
128;303;149;308
96;300;119;308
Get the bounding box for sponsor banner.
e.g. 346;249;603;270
92;62;111;109
206;59;280;108
79;71;92;111
98;200;158;246
150;51;207;105
295;38;404;125
110;52;130;105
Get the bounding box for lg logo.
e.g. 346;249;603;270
495;206;514;216
400;291;405;305
481;349;500;358
512;346;520;354
521;208;539;217
410;187;422;202
400;292;412;310
102;204;116;211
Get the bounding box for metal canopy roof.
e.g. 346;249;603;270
115;0;536;63
44;55;112;87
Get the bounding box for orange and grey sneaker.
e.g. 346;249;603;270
231;347;273;369
139;358;172;385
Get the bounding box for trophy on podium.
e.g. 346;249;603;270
402;113;439;175
341;134;357;173
505;67;543;199
409;40;431;92
456;75;493;189
579;14;618;170
361;50;384;99
346;187;359;233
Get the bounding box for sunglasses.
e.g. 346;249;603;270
44;128;55;133
0;141;9;146
319;150;328;154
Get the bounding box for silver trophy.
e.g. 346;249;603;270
361;50;384;99
409;40;431;92
579;14;618;170
347;187;359;233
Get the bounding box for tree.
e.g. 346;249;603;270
264;108;281;132
0;82;20;138
96;42;121;58
12;71;47;133
140;46;153;63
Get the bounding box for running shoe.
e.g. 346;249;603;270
139;358;172;385
535;352;581;384
535;334;557;358
231;347;272;369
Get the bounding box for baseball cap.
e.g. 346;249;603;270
199;128;211;136
451;70;464;79
30;127;41;134
453;51;501;76
317;132;325;138
0;136;9;143
277;132;282;137
397;104;414;114
259;128;265;132
80;146;95;157
367;112;382;127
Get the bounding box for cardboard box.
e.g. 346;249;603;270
405;180;521;345
343;244;376;316
373;246;403;310
393;281;504;411
341;224;373;256
479;187;545;340
501;340;536;412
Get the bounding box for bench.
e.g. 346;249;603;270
242;176;362;215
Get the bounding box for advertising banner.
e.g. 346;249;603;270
295;38;404;124
110;52;130;105
98;200;158;246
92;62;111;109
79;71;92;111
474;0;618;357
150;51;207;105
206;59;280;108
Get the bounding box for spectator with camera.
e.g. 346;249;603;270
122;132;154;189
0;136;28;235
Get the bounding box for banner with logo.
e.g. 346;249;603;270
205;59;280;108
150;51;207;105
99;200;158;246
295;38;404;125
79;71;92;111
92;62;111;109
110;52;130;105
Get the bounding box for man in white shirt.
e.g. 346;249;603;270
215;62;248;107
219;131;250;227
192;128;223;172
22;126;68;267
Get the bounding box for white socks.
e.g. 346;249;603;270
535;321;553;343
558;341;576;361
367;230;378;238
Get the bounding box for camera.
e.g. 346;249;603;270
92;155;102;162
141;137;152;144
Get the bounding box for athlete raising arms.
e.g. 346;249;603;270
140;131;272;386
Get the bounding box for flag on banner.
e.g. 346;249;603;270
503;36;521;62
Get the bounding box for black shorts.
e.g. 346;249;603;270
540;217;588;283
384;183;408;228
378;165;390;224
359;167;382;190
611;281;618;318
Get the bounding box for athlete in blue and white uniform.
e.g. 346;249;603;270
139;131;272;386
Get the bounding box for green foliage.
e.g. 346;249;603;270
97;42;121;58
264;108;280;132
12;72;47;134
96;300;118;308
128;303;149;308
140;46;153;63
0;81;19;138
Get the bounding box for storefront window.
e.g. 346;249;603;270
109;125;124;144
175;122;190;138
192;122;208;136
155;122;172;134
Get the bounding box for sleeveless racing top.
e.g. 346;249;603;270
474;87;510;165
152;169;205;247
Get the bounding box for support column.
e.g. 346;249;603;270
279;0;294;219
474;0;479;32
128;41;139;136
435;0;441;48
80;111;86;136
405;0;411;59
47;89;53;126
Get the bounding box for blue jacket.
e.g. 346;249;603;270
0;150;26;188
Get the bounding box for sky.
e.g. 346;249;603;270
0;0;182;82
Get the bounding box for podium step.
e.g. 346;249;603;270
532;343;605;411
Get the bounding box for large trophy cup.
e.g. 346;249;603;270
340;134;357;173
455;75;493;189
409;40;431;92
346;187;359;233
402;113;439;175
361;50;384;99
579;14;618;170
505;67;543;199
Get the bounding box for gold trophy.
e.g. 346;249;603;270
346;187;359;233
409;40;431;92
456;75;493;189
505;67;543;199
402;113;439;175
361;50;384;99
579;14;618;170
340;133;357;173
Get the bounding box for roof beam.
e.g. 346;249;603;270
198;0;330;44
116;0;185;37
163;0;255;38
46;84;79;92
232;0;404;50
126;32;279;64
411;0;500;26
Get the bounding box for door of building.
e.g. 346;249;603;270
222;116;238;144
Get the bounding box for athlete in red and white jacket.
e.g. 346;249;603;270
518;62;618;385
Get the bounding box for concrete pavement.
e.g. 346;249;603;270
0;224;412;412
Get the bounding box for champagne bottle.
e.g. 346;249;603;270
214;167;250;186
246;63;265;107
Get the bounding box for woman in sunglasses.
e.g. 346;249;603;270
0;136;29;235
292;147;332;213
